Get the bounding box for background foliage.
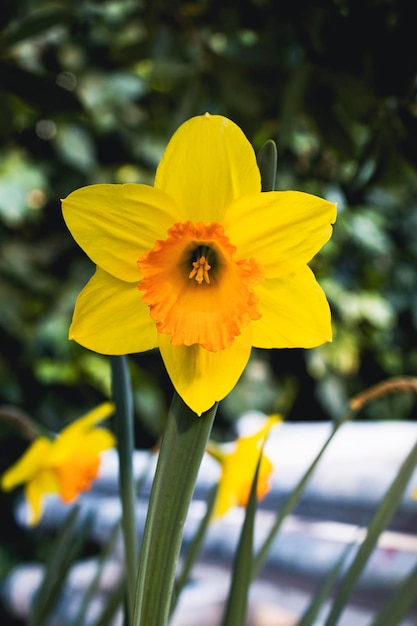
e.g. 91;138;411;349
1;0;417;613
1;0;417;430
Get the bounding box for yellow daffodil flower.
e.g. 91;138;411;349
208;415;281;518
62;114;336;415
1;402;115;526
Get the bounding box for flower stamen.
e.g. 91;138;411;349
189;255;211;284
138;220;264;351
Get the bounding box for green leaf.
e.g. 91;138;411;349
0;151;46;227
54;124;97;173
297;541;355;626
252;417;350;579
324;436;417;626
219;453;261;626
95;577;127;626
370;560;417;626
28;506;90;626
0;5;74;50
111;355;137;622
171;483;219;613
71;521;122;626
257;139;277;191
132;393;217;626
0;63;83;113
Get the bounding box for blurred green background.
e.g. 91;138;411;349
1;0;417;615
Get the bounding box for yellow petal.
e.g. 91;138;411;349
1;438;54;491
252;267;332;348
53;403;115;463
214;463;241;517
69;267;158;354
62;184;181;282
59;402;114;439
213;415;280;518
80;428;115;454
154;114;261;223
59;428;115;459
214;455;273;518
158;328;253;415
25;470;59;526
224;191;336;278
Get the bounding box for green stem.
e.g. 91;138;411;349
110;355;138;622
133;393;217;626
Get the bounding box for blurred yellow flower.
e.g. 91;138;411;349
1;402;115;526
62;114;336;415
208;415;281;518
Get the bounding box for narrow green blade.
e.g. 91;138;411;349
252;419;348;579
71;521;121;626
28;506;90;626
219;454;261;626
257;140;277;191
110;355;137;621
324;437;417;626
297;541;355;626
95;576;127;626
370;560;417;626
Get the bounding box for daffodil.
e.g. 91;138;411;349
62;114;336;415
1;402;115;525
208;415;280;518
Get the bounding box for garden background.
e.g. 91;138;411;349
1;0;417;623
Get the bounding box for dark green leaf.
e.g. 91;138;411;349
0;5;74;50
0;63;83;113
